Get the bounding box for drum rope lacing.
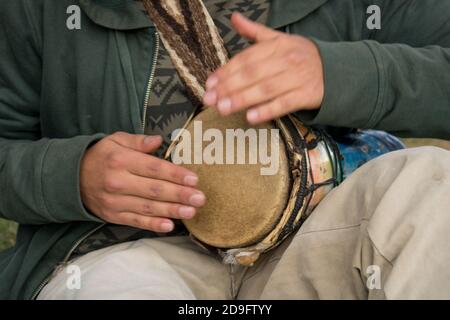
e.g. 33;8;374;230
275;117;343;242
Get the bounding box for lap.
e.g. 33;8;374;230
38;147;450;300
38;236;231;300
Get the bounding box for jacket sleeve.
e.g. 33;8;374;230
297;0;450;140
0;0;104;224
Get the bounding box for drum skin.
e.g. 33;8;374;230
176;108;290;248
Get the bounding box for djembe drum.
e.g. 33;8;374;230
142;0;405;266
166;108;404;266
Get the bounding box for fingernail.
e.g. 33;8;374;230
189;193;206;207
218;98;232;114
206;76;219;89
161;221;174;232
203;90;217;106
247;109;259;123
179;206;196;219
184;175;199;187
144;135;160;145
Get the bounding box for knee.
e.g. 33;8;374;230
362;147;450;263
399;146;449;163
338;146;449;219
360;146;450;182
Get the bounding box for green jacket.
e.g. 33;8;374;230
0;0;449;299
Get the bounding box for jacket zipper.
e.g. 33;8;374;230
31;31;161;300
30;223;106;300
141;31;160;131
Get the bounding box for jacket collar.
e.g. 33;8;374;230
268;0;330;29
79;0;153;30
79;0;329;31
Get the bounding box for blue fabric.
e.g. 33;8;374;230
337;131;405;179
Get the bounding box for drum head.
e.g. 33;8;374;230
174;108;290;248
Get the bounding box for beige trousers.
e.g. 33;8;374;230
38;147;450;300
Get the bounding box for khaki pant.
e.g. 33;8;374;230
38;147;450;300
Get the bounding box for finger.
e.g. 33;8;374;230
212;56;294;105
113;212;175;233
110;132;163;154
215;71;302;115
231;12;280;42
127;151;199;187
246;89;308;124
106;195;197;220
205;40;277;93
108;174;206;208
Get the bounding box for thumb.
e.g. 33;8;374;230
110;132;163;154
231;12;280;42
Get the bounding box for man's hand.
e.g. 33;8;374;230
203;12;324;124
80;132;205;233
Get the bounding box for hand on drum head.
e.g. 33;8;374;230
203;12;324;124
80;132;206;233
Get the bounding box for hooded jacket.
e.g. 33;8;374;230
0;0;449;299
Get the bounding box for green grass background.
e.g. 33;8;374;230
0;219;18;251
0;139;449;252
